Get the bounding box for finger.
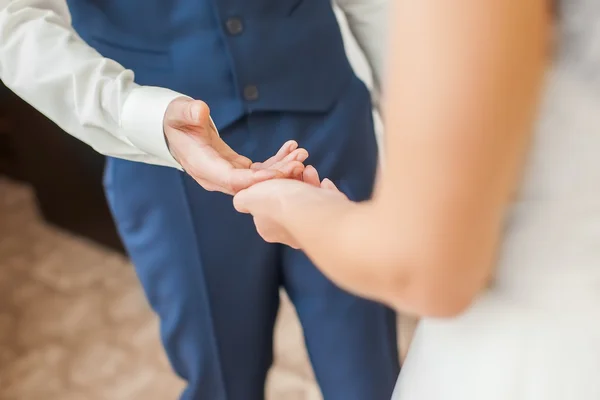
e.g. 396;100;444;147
293;164;306;180
268;140;299;165
233;188;253;213
302;165;320;187
234;183;285;217
321;178;340;191
168;99;211;129
252;147;307;172
267;160;305;180
291;165;305;181
251;141;298;170
288;148;309;164
266;149;309;172
227;168;284;194
265;150;308;175
189;145;273;194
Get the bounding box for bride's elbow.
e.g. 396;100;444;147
386;258;487;318
414;283;479;318
356;210;491;317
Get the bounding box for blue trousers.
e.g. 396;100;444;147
103;77;399;400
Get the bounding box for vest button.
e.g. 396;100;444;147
243;85;259;101
225;18;244;35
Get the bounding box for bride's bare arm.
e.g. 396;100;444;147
277;0;550;317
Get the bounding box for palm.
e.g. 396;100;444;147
164;98;307;195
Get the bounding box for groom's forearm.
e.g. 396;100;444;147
0;0;184;169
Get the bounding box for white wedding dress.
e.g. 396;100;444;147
393;1;600;399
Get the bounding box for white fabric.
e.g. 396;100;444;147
0;0;182;169
0;0;387;169
335;0;389;109
393;1;600;398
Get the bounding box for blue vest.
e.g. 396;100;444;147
67;0;355;129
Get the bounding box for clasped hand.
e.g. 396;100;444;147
164;97;348;248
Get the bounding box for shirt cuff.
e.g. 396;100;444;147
120;86;187;170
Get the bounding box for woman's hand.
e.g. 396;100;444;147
233;166;348;248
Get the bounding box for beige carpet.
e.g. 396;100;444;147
0;177;415;400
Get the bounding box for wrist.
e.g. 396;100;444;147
120;86;185;170
163;131;178;163
283;187;358;239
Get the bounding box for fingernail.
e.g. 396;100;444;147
295;149;309;161
288;141;298;151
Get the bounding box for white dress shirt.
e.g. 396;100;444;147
0;0;388;169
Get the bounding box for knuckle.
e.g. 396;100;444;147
228;177;245;194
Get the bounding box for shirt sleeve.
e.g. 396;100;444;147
0;0;184;170
334;0;390;109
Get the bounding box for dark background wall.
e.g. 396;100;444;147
0;81;124;253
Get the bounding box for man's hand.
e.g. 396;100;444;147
163;97;308;195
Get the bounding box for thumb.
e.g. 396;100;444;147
233;189;253;214
302;165;321;187
321;178;339;191
183;100;210;127
168;98;211;129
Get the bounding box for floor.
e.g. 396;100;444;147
0;177;416;400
